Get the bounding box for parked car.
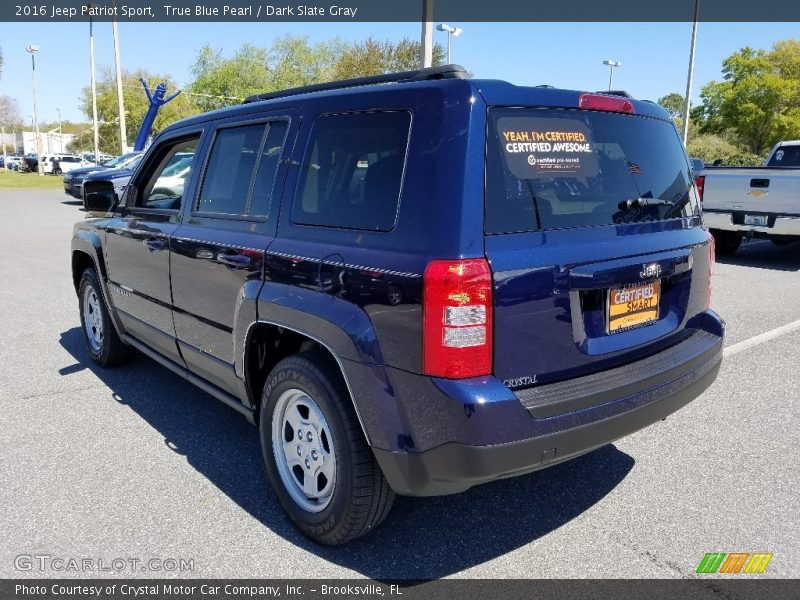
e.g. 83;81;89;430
0;153;23;170
21;153;38;172
55;155;91;175
42;154;88;175
701;140;800;253
79;153;146;201
72;65;723;545
64;152;142;198
39;154;54;172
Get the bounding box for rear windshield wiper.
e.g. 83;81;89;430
617;197;674;211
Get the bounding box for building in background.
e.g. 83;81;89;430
14;131;75;154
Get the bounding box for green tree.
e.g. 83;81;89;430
697;40;800;154
657;92;685;122
332;37;446;80
187;36;448;112
187;43;273;112
80;68;201;154
188;37;342;112
686;133;764;166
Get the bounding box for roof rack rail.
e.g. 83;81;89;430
243;64;471;104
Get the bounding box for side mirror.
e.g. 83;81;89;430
83;180;118;212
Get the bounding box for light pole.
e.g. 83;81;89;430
56;108;63;153
88;4;101;164
111;0;128;154
682;0;700;145
437;23;463;64
602;60;622;91
420;0;433;68
26;44;44;176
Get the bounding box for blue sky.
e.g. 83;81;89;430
0;21;794;126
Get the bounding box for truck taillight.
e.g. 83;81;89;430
695;174;705;202
423;258;493;379
706;230;715;309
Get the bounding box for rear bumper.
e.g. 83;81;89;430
704;210;800;236
372;317;723;496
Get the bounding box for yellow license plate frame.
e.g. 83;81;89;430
607;279;661;334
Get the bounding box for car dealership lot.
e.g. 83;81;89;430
0;189;797;579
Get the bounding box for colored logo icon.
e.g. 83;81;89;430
696;552;773;574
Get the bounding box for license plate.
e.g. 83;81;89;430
744;214;768;226
608;280;660;334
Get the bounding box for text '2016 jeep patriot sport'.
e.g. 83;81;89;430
72;65;724;545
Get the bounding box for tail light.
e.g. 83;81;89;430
423;258;493;378
705;230;715;309
695;174;705;202
578;93;635;114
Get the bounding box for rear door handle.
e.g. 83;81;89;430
144;237;167;252
750;178;770;188
217;253;251;268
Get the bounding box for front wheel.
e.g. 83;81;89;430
259;352;395;545
78;268;134;367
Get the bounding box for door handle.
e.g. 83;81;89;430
144;237;167;252
217;253;251;268
750;178;770;188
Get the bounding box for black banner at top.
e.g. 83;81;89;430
3;0;800;22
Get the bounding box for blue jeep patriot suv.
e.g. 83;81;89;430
72;65;723;544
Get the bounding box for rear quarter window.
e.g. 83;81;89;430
767;145;800;167
292;111;411;232
485;107;698;234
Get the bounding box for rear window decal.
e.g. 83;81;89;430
497;117;599;179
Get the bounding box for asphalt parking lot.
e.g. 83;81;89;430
0;188;798;580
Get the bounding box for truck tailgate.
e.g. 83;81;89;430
703;168;800;215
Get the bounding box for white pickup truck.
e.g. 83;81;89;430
701;140;800;254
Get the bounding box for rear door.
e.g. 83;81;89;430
170;113;297;395
484;103;712;387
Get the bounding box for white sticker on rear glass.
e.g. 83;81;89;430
497;117;598;179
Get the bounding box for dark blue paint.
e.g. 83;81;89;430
71;73;724;493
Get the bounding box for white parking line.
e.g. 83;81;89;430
723;318;800;358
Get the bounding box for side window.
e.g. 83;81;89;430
135;137;199;211
292;111;410;231
249;121;289;217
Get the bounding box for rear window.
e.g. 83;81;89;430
485;108;698;233
767;145;800;167
292;111;410;231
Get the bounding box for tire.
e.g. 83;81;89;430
710;229;742;256
53;168;62;176
78;268;134;367
259;351;395;545
386;284;403;306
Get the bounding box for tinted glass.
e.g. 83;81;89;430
197;124;265;216
293;111;410;231
486;108;698;233
249;121;289;217
767;145;800;167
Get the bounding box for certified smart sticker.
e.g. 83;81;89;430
498;117;598;179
